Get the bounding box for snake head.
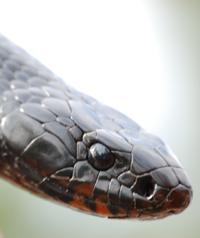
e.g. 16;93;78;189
59;127;192;219
1;97;192;219
55;101;192;219
0;95;192;220
0;35;192;220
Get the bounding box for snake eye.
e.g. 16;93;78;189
88;143;115;170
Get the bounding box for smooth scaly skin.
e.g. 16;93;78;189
0;35;192;219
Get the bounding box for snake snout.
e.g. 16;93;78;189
163;184;192;215
129;144;193;219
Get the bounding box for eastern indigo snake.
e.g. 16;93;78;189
0;35;192;219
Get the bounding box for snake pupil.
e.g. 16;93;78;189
88;143;115;170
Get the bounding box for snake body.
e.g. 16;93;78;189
0;35;192;219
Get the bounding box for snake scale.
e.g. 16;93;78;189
0;35;192;219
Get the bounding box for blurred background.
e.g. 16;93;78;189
0;1;199;237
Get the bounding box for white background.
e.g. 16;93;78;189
0;1;199;238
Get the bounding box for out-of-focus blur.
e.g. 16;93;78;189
0;1;199;238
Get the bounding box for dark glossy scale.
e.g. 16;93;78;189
43;121;76;156
0;34;192;220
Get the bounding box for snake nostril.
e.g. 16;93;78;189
133;175;155;198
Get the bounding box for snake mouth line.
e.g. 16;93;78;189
1;153;192;220
60;186;179;219
2;165;192;220
39;173;191;219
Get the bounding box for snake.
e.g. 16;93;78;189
0;34;192;220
